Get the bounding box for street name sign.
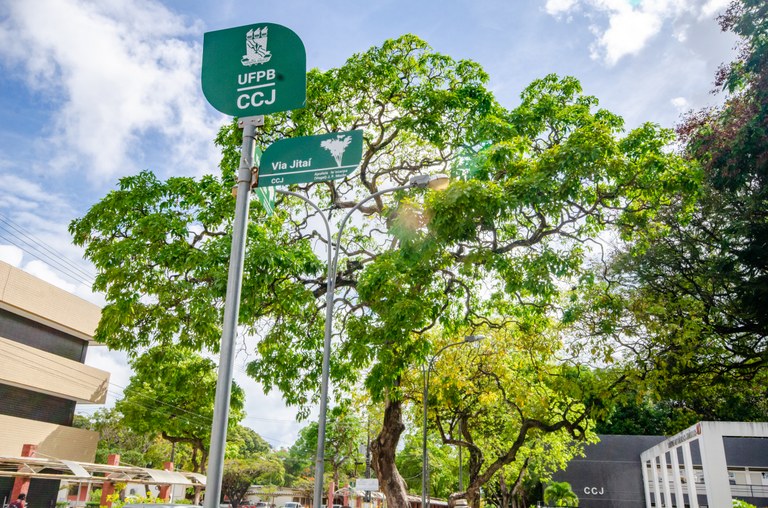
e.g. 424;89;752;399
257;130;363;188
202;23;306;116
356;478;379;491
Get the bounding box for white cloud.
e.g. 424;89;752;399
545;0;580;16
544;0;731;66
81;347;132;407
0;172;78;217
701;0;730;18
0;0;221;184
671;96;689;110
591;5;666;65
23;259;78;292
0;245;24;267
673;23;690;42
20;257;101;305
236;371;304;448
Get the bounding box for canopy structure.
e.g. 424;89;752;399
332;486;448;508
0;455;206;486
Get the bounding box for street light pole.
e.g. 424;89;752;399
276;173;449;508
458;419;463;492
421;335;485;508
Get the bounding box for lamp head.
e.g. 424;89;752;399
409;173;450;190
464;334;486;343
427;174;450;191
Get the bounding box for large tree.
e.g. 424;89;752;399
222;458;284;508
396;432;458;500
115;345;245;473
413;327;596;508
569;0;768;408
74;408;169;467
71;35;689;508
227;425;273;459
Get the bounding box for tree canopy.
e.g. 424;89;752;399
115;345;245;472
74;408;169;467
221;458;284;508
71;34;693;508
543;481;579;507
565;0;768;417
408;326;596;508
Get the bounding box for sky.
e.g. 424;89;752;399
0;0;739;450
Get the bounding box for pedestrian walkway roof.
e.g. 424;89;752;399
0;455;206;486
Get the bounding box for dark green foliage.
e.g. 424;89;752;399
74;409;169;467
222;458;284;508
572;0;768;429
116;345;245;472
228;425;273;458
71;33;695;508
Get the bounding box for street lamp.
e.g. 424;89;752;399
277;172;449;508
421;335;485;508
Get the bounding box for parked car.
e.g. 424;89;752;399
282;503;303;508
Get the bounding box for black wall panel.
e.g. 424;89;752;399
0;308;88;362
0;384;76;426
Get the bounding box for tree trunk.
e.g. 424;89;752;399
371;398;410;508
200;445;209;474
465;443;483;508
498;474;510;508
509;457;530;508
192;446;200;473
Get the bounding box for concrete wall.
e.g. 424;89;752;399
0;414;99;462
553;435;666;508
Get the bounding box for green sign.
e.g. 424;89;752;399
258;130;363;188
202;23;306;116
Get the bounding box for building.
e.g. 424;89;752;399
553;434;665;507
0;260;110;508
640;421;768;508
553;422;768;507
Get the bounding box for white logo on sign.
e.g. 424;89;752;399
242;27;272;66
321;135;353;167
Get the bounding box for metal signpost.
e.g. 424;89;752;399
257;130;363;188
200;22;305;508
267;133;364;508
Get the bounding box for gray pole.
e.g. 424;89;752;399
204;115;263;508
458;419;463;492
421;364;430;508
281;175;440;508
280;185;411;508
275;190;332;508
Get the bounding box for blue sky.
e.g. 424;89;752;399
0;0;737;448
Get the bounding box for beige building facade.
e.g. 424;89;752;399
0;261;109;506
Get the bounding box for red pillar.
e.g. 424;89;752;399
100;454;121;508
158;462;174;501
342;484;349;507
327;481;335;508
11;444;37;501
77;484;90;502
